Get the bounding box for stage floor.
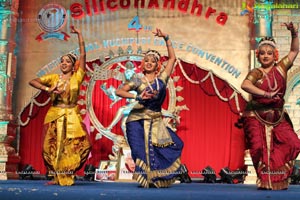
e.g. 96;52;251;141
1;180;300;200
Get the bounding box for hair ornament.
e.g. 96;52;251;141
258;37;276;49
256;37;279;61
65;53;78;65
146;50;161;61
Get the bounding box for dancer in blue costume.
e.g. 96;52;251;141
116;28;183;188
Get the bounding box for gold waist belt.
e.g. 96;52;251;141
243;109;285;126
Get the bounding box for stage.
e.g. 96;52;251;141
1;1;300;200
1;180;300;200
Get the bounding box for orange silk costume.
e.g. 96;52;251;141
39;67;91;186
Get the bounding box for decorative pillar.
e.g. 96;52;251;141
0;0;20;180
253;0;273;67
0;122;8;179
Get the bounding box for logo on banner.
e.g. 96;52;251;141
36;3;69;41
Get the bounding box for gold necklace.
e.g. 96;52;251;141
144;76;159;93
57;74;70;92
261;68;277;91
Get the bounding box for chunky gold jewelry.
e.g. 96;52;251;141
261;69;278;91
45;87;49;91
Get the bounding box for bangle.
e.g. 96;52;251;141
133;93;137;99
292;31;298;38
164;35;169;41
263;91;267;97
135;95;143;102
263;91;271;98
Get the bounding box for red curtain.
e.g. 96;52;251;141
173;61;247;178
19;92;51;175
19;59;247;178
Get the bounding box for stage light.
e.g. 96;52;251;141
19;164;35;180
178;164;192;183
84;164;96;181
202;166;216;183
230;169;246;184
219;167;246;184
219;167;233;184
290;165;300;184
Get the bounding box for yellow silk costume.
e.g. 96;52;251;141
40;68;91;186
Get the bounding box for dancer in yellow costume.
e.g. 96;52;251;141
29;26;91;186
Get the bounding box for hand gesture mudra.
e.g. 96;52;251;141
153;28;166;38
282;22;298;32
70;25;81;34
